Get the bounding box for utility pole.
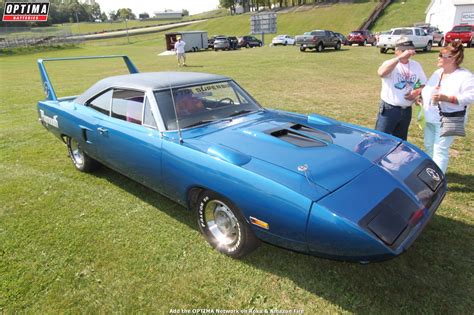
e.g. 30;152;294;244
75;12;80;33
125;18;130;44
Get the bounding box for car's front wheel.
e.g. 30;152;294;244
380;47;387;54
335;41;341;50
300;46;306;52
66;137;99;172
424;41;432;52
197;190;259;258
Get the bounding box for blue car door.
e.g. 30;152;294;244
95;89;163;192
77;90;114;159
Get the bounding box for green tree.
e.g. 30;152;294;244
116;8;136;20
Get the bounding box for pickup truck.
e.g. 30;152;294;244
295;30;342;52
377;27;433;53
444;25;474;47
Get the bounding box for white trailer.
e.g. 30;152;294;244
165;31;209;52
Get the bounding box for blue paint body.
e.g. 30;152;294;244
36;56;446;262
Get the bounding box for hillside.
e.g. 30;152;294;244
371;0;431;31
179;3;379;37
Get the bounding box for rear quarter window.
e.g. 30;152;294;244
87;90;112;116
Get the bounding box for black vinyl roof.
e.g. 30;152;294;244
75;72;230;104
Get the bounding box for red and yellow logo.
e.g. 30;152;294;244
2;1;50;21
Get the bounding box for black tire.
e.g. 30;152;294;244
316;42;324;52
246;43;250;48
468;41;472;48
196;190;259;258
380;48;387;54
259;42;263;47
438;38;444;47
335;41;341;50
423;41;432;52
300;46;306;52
360;39;367;46
284;41;288;46
66;137;99;173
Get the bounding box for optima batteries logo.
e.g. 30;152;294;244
3;1;50;21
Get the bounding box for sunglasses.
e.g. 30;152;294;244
438;53;453;59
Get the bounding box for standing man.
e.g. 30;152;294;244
174;36;186;67
375;37;427;140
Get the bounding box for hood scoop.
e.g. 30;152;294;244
266;123;331;148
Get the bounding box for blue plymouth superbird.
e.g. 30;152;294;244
37;56;446;262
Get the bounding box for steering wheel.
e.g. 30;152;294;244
218;97;234;105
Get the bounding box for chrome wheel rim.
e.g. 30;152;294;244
204;200;239;246
70;138;84;167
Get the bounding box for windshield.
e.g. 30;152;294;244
452;26;472;32
154;80;262;130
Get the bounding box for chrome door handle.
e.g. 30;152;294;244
97;127;108;135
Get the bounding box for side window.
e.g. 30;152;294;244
415;29;421;36
111;89;144;125
143;97;157;128
87;90;112;116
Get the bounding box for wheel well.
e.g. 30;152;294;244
60;134;69;144
187;186;205;211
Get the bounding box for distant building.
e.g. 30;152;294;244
425;0;474;33
154;10;183;20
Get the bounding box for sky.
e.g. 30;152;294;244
95;0;221;16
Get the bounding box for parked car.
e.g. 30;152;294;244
36;55;447;262
377;27;433;53
347;30;376;46
416;24;444;46
334;32;349;46
444;24;474;47
227;36;239;50
238;35;263;48
271;35;296;46
208;35;226;49
295;30;342;52
213;37;230;51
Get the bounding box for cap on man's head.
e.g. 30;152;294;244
395;37;415;50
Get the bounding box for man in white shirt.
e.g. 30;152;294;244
174;37;186;67
375;37;427;140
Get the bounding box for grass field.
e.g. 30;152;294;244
1;30;473;313
181;2;379;37
372;0;431;31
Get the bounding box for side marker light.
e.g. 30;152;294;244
250;217;269;230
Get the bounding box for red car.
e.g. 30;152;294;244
347;30;376;46
445;24;474;47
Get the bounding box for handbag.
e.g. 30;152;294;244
440;112;466;137
435;72;466;137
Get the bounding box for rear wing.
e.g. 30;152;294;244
37;55;139;101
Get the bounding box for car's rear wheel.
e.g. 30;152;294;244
438;38;444;47
196;190;259;258
316;42;324;52
360;39;367;46
300;46;306;52
380;48;387;54
66;137;98;172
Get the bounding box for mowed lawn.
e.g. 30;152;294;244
0;36;473;313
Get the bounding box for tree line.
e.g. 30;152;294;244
0;0;163;27
220;0;374;13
